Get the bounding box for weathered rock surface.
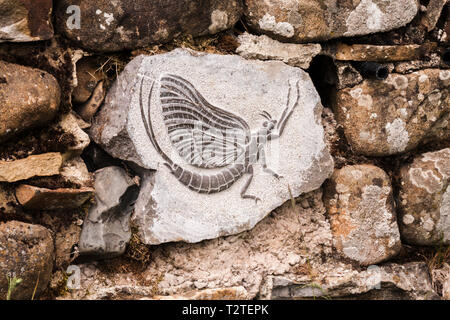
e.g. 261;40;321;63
59;156;93;188
0;183;18;216
243;0;418;43
0;60;60;142
0;221;54;300
15;184;94;210
72;57;106;104
335;69;450;156
90;49;333;244
79;166;138;258
54;112;90;157
398;148;450;245
0;0;54;42
0;153;63;183
266;262;438;300
236;32;321;69
55;0;242;52
324;164;401;266
333;43;437;62
432;263;450;300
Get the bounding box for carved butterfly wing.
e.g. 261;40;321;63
160;74;250;169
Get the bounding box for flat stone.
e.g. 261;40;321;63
54;0;242;52
0;0;54;42
0;60;60;143
90;48;333;244
79;166;139;257
334;69;450;156
324;164;401;266
0;221;54;300
398;148;450;245
0;153;63;183
243;0;418;43
15;184;94;210
333;43;437;62
236;32;321;69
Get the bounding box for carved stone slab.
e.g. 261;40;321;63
91;49;333;244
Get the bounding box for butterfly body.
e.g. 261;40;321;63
139;74;300;202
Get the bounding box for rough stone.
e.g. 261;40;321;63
243;0;418;43
152;287;250;300
0;153;63;183
79;166;139;258
54;0;242;52
324;164;401;266
236;32;321;69
0;0;54;42
334;62;364;90
398;148;450;245
421;0;448;32
54;112;90;157
0;60;60;142
76;81;106;122
15;184;94;210
266;262;438;300
394;53;442;73
432;263;450;299
0;221;54;300
72;57;107;104
59;156;94;188
57;189;336;300
0;183;18;216
333;43;437;62
90;49;333;245
334;69;450;156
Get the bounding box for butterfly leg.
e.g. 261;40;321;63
241;165;260;203
259;147;282;179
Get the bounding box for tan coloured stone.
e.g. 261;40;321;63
334;43;437;62
0;153;63;183
0;60;61;142
421;0;448;32
335;69;450;156
59;157;93;188
324;164;401;266
244;0;418;43
72;57;106;104
236;32;321;69
152;287;249;300
398;148;450;245
54;112;90;157
15;184;94;210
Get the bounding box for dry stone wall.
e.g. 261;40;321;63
0;0;448;300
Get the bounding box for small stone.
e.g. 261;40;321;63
324;164;401;266
54;112;90;157
15;184;94;210
0;153;63;183
0;221;54;300
394;53;442;73
421;0;448;32
54;0;242;52
243;0;418;43
0;60;60;143
334;69;450;156
335;62;364;90
0;0;54;42
72;57;106;104
153;287;250;300
333;43;437;62
398;148;450;245
75;81;106;122
79;166;139;258
236;32;321;69
90;49;334;245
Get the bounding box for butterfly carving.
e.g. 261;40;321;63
139;74;300;202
